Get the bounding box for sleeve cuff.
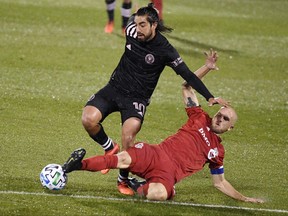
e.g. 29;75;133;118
210;166;224;175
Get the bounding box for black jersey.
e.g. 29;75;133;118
109;20;214;101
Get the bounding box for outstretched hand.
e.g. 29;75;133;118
204;49;219;71
244;197;265;204
208;97;229;107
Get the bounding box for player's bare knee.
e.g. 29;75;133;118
82;114;94;129
146;183;168;201
82;111;99;130
82;107;102;129
146;191;167;201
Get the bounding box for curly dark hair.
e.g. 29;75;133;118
136;3;173;33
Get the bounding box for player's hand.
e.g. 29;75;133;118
204;48;219;71
244;197;265;204
208;97;229;107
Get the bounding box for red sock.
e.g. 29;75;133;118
137;184;149;198
81;155;118;171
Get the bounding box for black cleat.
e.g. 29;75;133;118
127;177;147;192
62;148;86;173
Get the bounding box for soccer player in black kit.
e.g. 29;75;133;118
66;3;228;195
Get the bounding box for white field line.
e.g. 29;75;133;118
1;190;287;214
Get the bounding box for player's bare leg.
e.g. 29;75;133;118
82;106;102;135
128;181;168;201
146;183;168;200
117;117;142;195
82;106;119;173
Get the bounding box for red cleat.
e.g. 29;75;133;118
104;21;114;34
117;180;134;196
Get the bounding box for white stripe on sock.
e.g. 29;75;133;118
121;8;131;18
107;1;116;11
102;138;113;150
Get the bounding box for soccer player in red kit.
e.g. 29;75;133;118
62;52;264;203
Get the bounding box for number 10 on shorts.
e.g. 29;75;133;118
133;102;145;117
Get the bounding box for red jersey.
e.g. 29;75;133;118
158;106;224;183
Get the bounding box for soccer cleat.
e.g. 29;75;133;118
104;21;114;34
62;148;86;173
127;177;147;193
117;180;134;196
100;143;120;174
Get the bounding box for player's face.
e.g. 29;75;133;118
211;107;236;134
135;15;157;42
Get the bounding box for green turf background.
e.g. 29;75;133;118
0;0;287;215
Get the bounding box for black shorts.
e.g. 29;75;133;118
85;84;149;124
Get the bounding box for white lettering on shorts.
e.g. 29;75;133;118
133;102;145;117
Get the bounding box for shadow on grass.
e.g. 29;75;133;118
167;34;239;58
105;31;239;59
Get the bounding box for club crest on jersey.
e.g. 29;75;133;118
145;54;155;64
208;148;219;159
135;143;144;149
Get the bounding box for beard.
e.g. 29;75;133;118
137;31;153;42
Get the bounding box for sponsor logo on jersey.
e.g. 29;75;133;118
208;148;219;159
135;142;144;149
145;54;155;64
198;127;211;146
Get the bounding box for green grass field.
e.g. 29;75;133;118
1;0;287;215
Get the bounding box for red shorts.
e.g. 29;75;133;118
126;142;176;199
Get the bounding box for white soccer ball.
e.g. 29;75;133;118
40;163;68;190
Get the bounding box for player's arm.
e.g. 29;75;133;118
176;49;228;107
211;173;265;203
194;48;219;79
182;82;199;108
181;49;216;103
193;49;229;106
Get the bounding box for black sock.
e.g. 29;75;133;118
118;169;129;182
106;0;115;22
121;2;131;28
90;124;114;151
107;10;114;22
